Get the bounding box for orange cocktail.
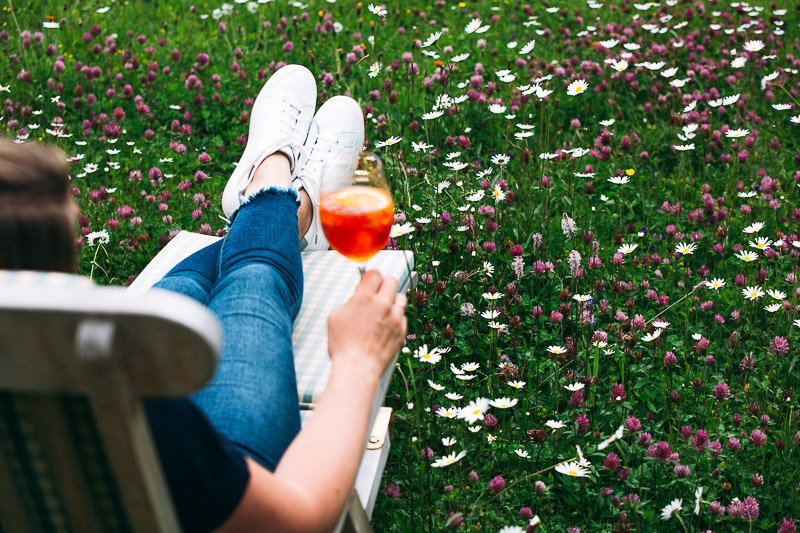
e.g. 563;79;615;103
319;186;394;262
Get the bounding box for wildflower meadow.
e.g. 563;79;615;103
3;0;800;530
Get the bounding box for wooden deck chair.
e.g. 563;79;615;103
0;271;220;532
0;234;413;532
129;231;415;531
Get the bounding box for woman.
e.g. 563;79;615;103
0;64;407;532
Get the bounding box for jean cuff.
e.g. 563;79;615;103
228;187;300;226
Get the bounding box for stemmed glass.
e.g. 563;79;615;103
319;151;394;274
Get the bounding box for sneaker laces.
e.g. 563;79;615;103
235;102;309;202
273;100;308;168
301;134;340;180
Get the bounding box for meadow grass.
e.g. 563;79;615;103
2;0;800;530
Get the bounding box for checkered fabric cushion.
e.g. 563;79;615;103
129;231;414;407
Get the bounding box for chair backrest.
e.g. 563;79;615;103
0;276;221;532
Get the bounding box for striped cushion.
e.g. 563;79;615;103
129;231;414;406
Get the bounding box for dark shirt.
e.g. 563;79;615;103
144;398;250;532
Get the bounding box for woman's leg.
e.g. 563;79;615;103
152;240;221;305
191;155;305;471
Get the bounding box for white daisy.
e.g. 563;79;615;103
491;154;510;166
555;461;590;477
743;222;765;234
519;40;536;55
641;329;662;342
736;250;759;262
457;398;491;424
597;425;625;450
436;406;459;418
411;141;433;152
568;446;588;469
390;223;415;238
514;449;530;459
743;40;765;52
428;379;445;391
367;3;387;17
375;135;402;148
661;498;683;521
742;286;764;301
421;31;442;48
767;289;786;300
368;62;381;78
749;237;772;250
675;242;697;255
86;230;111;246
414;344;446;364
465;18;490;34
672;143;695;151
431;450;467;468
566;79;589;96
489;397;518;409
694;487;703;515
481;309;500;320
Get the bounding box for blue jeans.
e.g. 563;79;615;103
154;189;302;471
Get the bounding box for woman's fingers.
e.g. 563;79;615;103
356;269;382;295
376;275;399;304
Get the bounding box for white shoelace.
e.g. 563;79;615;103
302;135;339;179
276;102;309;167
278;101;306;141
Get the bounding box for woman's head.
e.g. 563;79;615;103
0;139;76;272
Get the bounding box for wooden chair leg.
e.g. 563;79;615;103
341;490;373;533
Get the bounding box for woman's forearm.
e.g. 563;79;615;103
220;272;405;532
221;357;382;533
273;357;379;525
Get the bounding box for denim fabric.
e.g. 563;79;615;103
154;188;303;471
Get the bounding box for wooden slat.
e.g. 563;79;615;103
340;490;374;533
27;397;105;533
0;434;34;533
77;319;180;533
0;286;220;396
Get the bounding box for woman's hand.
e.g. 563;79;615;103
222;270;408;533
327;270;407;379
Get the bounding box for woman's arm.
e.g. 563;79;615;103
218;271;407;532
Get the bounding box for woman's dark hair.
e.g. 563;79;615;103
0;139;76;273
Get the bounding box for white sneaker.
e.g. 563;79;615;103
221;65;317;218
294;95;364;250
